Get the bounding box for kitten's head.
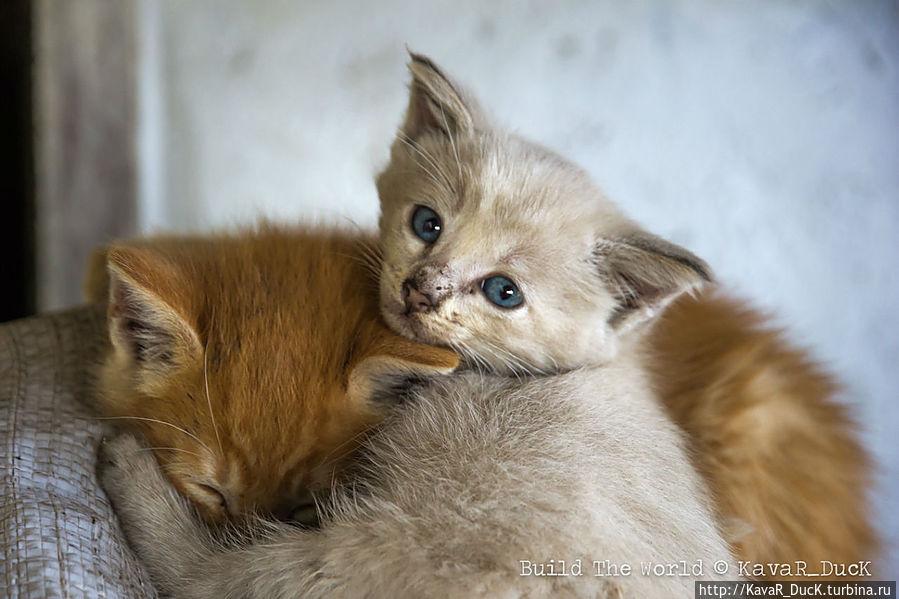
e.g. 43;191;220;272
95;229;458;524
377;53;711;374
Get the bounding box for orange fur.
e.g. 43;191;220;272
92;226;458;523
649;289;877;578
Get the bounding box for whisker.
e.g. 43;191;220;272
470;349;490;376
453;340;489;377
480;337;547;376
497;346;549;376
397;134;453;193
340;240;385;285
410;136;454;189
341;252;382;281
205;314;224;457
546;353;560;372
464;338;515;376
400;156;444;191
448;341;472;374
439;104;463;181
137;447;204;459
355;241;384;272
92;416;211;452
313;424;378;471
474;338;544;380
398;133;443;177
337;213;367;232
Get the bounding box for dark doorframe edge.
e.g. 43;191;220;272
0;0;35;322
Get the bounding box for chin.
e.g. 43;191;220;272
380;297;423;340
406;318;446;346
382;309;416;340
381;300;447;347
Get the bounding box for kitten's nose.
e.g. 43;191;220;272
403;280;433;313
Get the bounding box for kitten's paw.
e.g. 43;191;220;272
98;434;209;592
98;433;148;469
98;433;169;509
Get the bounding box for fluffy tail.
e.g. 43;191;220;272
649;290;877;578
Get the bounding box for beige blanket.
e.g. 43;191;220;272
0;307;157;598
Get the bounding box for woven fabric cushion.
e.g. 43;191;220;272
0;307;157;598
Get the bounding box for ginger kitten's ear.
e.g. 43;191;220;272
595;230;713;332
401;51;484;140
105;247;203;382
347;324;459;405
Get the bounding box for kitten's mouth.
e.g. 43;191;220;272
384;295;442;345
400;309;430;337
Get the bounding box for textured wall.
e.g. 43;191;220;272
140;0;898;572
35;0;137;311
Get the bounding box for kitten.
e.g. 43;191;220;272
100;350;734;598
378;55;710;374
92;225;459;523
377;53;876;573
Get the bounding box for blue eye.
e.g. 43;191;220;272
480;276;523;309
411;206;442;243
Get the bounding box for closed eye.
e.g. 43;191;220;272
191;482;229;513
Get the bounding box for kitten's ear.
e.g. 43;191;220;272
347;324;459;405
595;231;712;332
105;246;202;379
400;51;484;140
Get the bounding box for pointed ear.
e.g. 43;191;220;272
105;246;202;376
400;51;483;141
347;324;459;405
595;231;712;332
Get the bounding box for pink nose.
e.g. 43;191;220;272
403;280;433;313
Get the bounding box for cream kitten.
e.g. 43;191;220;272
377;54;877;575
378;54;710;374
101;362;733;598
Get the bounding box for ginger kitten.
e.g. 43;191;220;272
376;53;876;573
91;225;458;523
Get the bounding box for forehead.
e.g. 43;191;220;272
198;253;368;414
200;311;351;466
438;139;602;258
210;307;344;392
